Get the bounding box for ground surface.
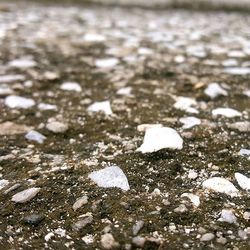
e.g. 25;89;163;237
0;1;250;249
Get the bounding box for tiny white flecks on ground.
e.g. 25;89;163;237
11;187;40;203
137;127;183;153
88;166;130;191
5;95;35;109
202;177;239;197
212;108;242;118
87;101;113;115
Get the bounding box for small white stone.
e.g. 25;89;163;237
0;179;9;190
82;234;94;244
60;82;82;92
187;169;198;179
212;108;242;118
224;67;250;75
202;177;238;197
38;103;57;111
180;116;201;129
87;101;113;115
222;59;238;67
11;187;40;203
138;47;153;55
73;196;88;211
243;90;250;97
95;58;119;68
137;124;163;132
181;193;200;207
174;55;186;64
132;236;146;247
8;59;36;69
44;232;54;242
200;233;215;241
5;95;35;109
117;87;132;96
238;149;250;157
204;83;228;99
0;74;25;83
174;96;198;114
83;33;106;42
174;204;188;213
25;130;46;144
46;121;68;133
0;84;13;96
101;233;118;249
218;209;237;224
88;166;130;191
132;220;144;235
137;127;183;153
235;173;250;191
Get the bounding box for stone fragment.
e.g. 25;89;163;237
88;166;130;191
38;103;57;111
11;187;40;203
60;82;82;92
46;121;68;133
132;236;146;248
132;220;144;235
25;130;46;144
72;216;93;231
212;108;242;118
0;179;9;190
204;83;228;99
137;127;183;153
181;193;200;207
73;196;88;211
8;59;36;69
235;173;250;191
87;101;113;115
180;116;201;129
218;209;237;224
137;124;163;132
0;122;32;135
5;95;35;109
174;96;198;114
227;121;250;132
23;214;45;225
101;233;119;249
200;233;215;241
95;58;119;68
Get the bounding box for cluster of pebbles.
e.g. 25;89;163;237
0;1;249;249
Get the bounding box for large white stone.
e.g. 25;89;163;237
87;101;113;115
212;108;242;118
204;83;228;99
5;95;35;109
12;187;40;203
25;130;46;144
137;127;183;153
60;82;82;92
88;166;130;191
202;177;238;197
235;173;250;191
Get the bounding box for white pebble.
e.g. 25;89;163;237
38;103;57;111
88;166;130;191
218;209;237;224
73;196;88;211
181;193;200;207
5;95;35;109
95;58;119;68
0;179;9;190
11;187;40;203
204;83;228;99
46;121;68;133
180;116;201;129
235;173;250;191
200;233;215;241
87;101;113;115
25;130;46;144
60;82;82;92
137;127;183;153
238;149;250;157
101;233;118;249
202;177;239;197
224;67;250;75
174;96;198;114
83;33;106;42
8;59;36;69
212;108;242;118
116;87;132;96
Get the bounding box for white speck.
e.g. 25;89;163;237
235;173;250;191
174;96;198;114
137;124;163;132
116;87;132;96
60;82;82;92
25;130;46;144
181;193;200;207
88;166;130;191
204;83;228;99
83;33;106;42
8;59;36;69
87;101;113;115
202;177;238;197
45;232;54;242
212;108;242;118
11;187;40;203
137;127;183;153
0;179;9;190
174;55;185;64
218;209;237;224
95;58;119;68
224;67;250;75
0;74;25;83
46;121;68;133
138;47;153;55
38;103;57;111
5;95;35;109
179;116;201;129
